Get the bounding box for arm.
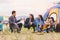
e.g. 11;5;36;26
16;18;22;23
25;18;29;24
34;18;39;26
16;19;21;23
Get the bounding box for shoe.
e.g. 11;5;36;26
35;30;38;32
17;31;20;33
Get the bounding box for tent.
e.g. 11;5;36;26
43;4;60;23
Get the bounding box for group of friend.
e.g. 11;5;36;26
9;11;55;33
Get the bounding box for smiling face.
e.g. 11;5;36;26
29;14;33;19
13;13;16;16
29;15;32;19
38;15;41;19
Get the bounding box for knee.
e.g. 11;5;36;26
18;23;22;27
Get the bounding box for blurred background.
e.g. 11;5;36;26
0;0;60;20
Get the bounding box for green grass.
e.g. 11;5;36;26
0;27;60;40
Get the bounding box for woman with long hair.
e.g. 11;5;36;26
49;17;55;32
45;17;55;33
24;14;36;32
35;15;44;32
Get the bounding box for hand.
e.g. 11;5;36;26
30;22;32;25
20;18;22;20
38;23;40;26
14;23;17;25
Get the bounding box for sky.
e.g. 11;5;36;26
0;0;60;17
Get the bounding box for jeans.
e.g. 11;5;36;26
35;22;43;32
46;25;55;33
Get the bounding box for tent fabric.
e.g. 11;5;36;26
43;4;60;20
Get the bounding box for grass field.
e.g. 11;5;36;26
0;25;60;40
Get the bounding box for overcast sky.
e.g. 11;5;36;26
0;0;60;17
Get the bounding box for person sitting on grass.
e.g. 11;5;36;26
46;17;55;33
9;11;22;33
35;15;44;32
24;14;36;32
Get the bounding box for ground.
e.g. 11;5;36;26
0;24;60;40
0;26;60;40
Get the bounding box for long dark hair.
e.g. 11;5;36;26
39;15;44;22
29;14;34;22
51;17;55;22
